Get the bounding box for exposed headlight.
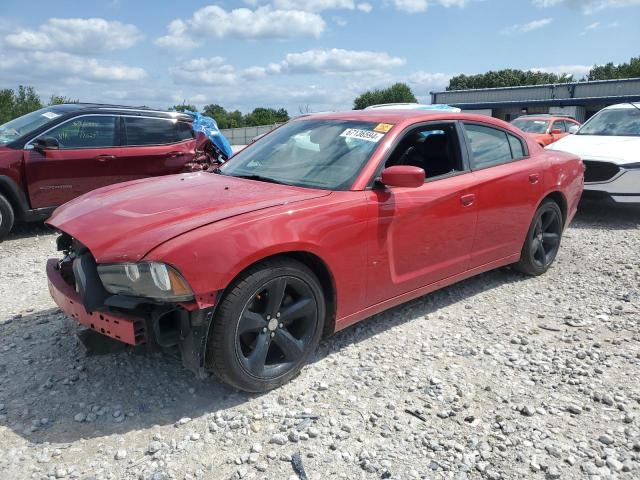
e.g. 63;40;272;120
97;262;194;301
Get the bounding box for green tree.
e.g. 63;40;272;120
170;102;197;113
0;85;43;124
244;107;290;126
353;82;417;110
49;94;79;105
447;69;573;91
586;56;640;80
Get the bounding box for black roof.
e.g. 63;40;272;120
52;103;193;121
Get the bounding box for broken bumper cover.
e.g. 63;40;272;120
46;259;146;345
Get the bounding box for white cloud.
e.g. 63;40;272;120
273;0;355;11
156;5;325;49
393;0;469;13
0;51;146;83
278;48;405;74
407;71;452;89
5;18;142;54
529;64;592;78
533;0;640;14
501;17;553;34
394;0;428;12
169;57;237;86
357;2;374;12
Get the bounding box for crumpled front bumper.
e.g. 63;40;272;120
46;259;146;345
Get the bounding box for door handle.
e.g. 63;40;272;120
529;173;540;184
460;194;476;207
95;155;116;162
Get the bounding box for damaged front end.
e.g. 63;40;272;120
47;232;216;378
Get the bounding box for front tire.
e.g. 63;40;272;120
514;199;563;276
0;194;15;241
208;258;325;392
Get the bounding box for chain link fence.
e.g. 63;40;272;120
220;123;283;146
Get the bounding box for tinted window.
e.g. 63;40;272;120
508;133;525;159
45;115;118;149
464;123;513;169
385;123;464;179
124;117;189;145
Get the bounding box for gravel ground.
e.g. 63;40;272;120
0;201;639;480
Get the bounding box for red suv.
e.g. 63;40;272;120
511;115;581;147
0;104;211;239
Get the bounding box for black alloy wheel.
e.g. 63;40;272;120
514;199;563;276
236;276;318;378
208;258;325;392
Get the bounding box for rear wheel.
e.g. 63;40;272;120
514;200;563;276
0;194;15;241
208;258;325;392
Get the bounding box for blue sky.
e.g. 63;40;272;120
0;0;638;114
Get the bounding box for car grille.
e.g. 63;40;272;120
583;160;620;183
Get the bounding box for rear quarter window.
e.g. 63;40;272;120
124;117;190;146
464;123;513;169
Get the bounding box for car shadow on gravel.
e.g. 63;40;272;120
0;266;530;446
570;199;640;230
4;222;54;241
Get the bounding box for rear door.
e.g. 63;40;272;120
114;116;196;183
462;122;544;268
25;115;122;208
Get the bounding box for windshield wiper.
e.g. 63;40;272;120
231;174;288;185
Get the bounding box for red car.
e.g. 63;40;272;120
511;115;581;147
46;110;584;392
0;104;216;240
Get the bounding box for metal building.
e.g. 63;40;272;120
430;77;640;122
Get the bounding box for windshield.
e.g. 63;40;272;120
578;108;640;136
0;106;77;145
219;119;389;190
511;119;549;134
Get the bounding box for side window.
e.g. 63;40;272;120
124;117;184;146
385;123;464;179
552;121;566;133
507;133;525;159
567;122;580;134
177;121;194;141
45;116;118;149
463;123;512;169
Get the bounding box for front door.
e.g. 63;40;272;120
365;122;478;306
25;115;121;208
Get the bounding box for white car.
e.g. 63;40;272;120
546;103;640;204
364;103;461;112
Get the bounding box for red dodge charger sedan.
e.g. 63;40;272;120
46;110;584;392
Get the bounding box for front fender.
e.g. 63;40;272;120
143;192;369;316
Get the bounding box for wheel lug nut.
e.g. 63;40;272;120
266;315;271;320
279;323;283;328
276;312;280;318
262;327;267;333
270;332;275;338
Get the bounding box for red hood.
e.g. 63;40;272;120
47;173;330;263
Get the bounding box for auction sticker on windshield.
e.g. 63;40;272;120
340;128;384;143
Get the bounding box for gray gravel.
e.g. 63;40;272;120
0;201;639;480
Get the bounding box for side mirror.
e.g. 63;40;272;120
379;165;425;188
550;129;562;135
33;137;60;152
